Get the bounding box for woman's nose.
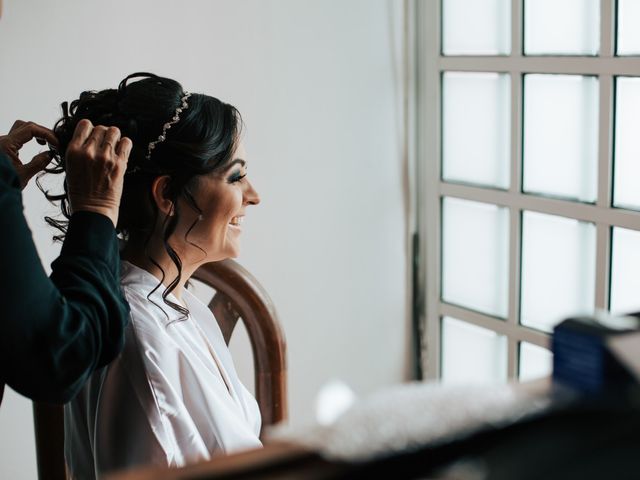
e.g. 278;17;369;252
244;180;260;206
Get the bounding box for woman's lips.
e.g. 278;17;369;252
229;215;243;226
228;216;244;232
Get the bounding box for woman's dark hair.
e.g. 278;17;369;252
43;72;242;317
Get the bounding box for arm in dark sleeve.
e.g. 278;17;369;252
0;153;129;403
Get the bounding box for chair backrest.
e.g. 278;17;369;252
32;259;287;480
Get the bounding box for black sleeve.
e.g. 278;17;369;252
0;153;129;403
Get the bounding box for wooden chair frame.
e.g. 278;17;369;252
33;259;287;480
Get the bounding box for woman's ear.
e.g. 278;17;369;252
150;175;175;216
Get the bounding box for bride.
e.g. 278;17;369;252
46;73;262;478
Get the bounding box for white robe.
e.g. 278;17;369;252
64;261;262;479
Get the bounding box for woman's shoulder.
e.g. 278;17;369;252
120;261;159;290
119;261;187;328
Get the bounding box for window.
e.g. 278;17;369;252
417;0;640;382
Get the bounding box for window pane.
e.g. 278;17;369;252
610;227;640;315
442;197;510;318
523;74;598;202
519;342;553;381
442;0;510;55
524;0;600;55
442;72;510;189
613;77;640;210
617;0;640;55
521;211;596;332
441;317;508;384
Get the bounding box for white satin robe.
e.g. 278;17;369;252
64;261;262;479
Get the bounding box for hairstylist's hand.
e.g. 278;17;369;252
65;120;132;227
0;120;59;189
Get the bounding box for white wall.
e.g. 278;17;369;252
0;0;409;477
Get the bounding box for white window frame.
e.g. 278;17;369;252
416;0;640;380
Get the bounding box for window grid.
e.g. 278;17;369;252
418;0;639;381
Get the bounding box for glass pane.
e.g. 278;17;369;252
442;0;510;55
442;197;509;318
442;72;510;189
524;0;600;55
521;211;596;332
613;77;640;210
523;74;598;202
519;342;553;381
617;0;640;55
441;317;508;384
610;227;640;315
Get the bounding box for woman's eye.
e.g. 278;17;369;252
229;172;247;183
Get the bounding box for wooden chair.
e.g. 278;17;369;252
32;259;288;480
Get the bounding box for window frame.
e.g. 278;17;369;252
416;0;640;381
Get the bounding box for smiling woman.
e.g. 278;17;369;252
42;73;262;478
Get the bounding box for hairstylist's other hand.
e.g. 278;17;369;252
0;120;59;189
65;120;132;227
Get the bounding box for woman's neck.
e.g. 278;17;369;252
121;242;200;300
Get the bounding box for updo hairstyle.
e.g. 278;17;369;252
42;72;243;315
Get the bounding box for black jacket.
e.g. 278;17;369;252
0;152;129;403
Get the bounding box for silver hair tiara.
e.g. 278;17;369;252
145;91;192;160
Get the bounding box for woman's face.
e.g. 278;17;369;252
174;142;260;264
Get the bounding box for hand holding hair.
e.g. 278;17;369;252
0;120;59;189
65;119;132;227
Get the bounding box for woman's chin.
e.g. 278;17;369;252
227;248;240;259
215;247;240;261
222;237;241;259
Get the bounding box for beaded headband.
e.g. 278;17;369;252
145;91;192;161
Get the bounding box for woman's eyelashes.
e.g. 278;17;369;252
228;170;247;184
